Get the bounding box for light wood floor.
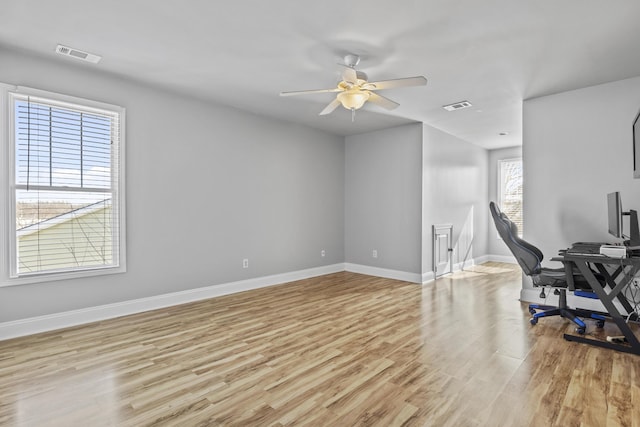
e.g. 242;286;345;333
1;262;639;426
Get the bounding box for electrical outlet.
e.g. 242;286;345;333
372;249;378;258
243;258;249;269
321;250;326;257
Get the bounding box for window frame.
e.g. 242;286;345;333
497;157;523;238
1;85;126;286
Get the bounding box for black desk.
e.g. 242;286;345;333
562;251;640;355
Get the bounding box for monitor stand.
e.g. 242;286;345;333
624;209;640;247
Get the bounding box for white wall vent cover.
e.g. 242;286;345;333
443;100;472;111
55;44;101;64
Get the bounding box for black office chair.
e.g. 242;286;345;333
489;201;606;334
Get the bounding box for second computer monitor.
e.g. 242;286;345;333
607;191;640;246
607;191;622;238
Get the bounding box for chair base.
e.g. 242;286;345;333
528;289;608;334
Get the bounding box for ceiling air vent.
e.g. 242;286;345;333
55;44;101;64
443;100;472;111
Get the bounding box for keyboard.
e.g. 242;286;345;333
566;246;602;255
573;241;612;247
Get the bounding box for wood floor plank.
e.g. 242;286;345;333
1;263;639;426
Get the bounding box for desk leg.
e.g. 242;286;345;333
594;263;636;315
566;260;640;356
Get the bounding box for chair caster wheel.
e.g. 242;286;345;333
576;327;586;335
530;318;538;325
596;320;605;328
529;307;536;315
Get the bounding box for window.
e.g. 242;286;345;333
1;86;125;285
498;158;523;237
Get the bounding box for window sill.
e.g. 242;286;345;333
1;265;126;287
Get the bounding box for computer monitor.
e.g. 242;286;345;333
607;191;622;238
607;191;640;246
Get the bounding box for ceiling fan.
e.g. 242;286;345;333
280;54;427;121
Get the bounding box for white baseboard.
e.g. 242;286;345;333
453;257;477;272
486;254;517;264
471;255;490;265
424;255;495;284
344;263;422;284
0;255;515;341
422;271;435;284
0;263;345;341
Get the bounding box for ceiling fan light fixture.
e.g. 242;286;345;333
337;90;370;110
281;54;426;118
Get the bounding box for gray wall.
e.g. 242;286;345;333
344;124;423;274
422;125;489;275
524;75;640;293
344;123;492;280
0;46;498;323
0;46;345;322
488;146;522;257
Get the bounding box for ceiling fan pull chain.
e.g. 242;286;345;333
351;108;356;122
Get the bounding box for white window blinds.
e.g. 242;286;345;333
498;158;523;236
8;89;124;280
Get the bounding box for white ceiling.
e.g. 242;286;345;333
2;1;640;149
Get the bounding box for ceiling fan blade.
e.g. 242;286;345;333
367;92;400;110
280;88;342;97
319;98;341;115
367;76;427;91
339;65;358;84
